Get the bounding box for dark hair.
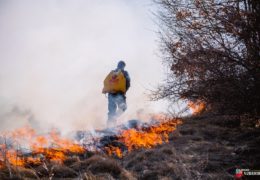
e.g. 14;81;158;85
117;61;126;68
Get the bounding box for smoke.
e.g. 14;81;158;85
0;0;167;132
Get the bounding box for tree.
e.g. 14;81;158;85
154;0;260;115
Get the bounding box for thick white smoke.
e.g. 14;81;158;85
0;0;167;133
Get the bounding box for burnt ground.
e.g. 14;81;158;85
1;114;260;179
121;114;260;180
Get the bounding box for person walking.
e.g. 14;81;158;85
102;61;130;126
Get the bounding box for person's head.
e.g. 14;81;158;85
117;60;126;70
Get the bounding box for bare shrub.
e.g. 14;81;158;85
154;0;260;116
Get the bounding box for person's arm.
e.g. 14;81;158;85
124;71;130;91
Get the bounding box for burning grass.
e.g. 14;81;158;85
0;126;85;168
0;116;182;179
120;119;181;151
1;114;259;179
104;118;182;157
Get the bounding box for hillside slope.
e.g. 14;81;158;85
1;115;259;179
121;115;260;179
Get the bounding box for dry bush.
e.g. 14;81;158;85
154;0;260;116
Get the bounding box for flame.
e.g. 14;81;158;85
105;146;123;158
49;129;84;153
5;149;24;167
0;116;182;166
120;119;182;151
188;100;206;115
10;125;36;139
105;118;182;157
0;126;85;167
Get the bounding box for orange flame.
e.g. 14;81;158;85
0;126;85;168
105;146;123;158
105;118;182;157
120;119;181;151
5;149;25;167
0;116;182;165
188;100;206;115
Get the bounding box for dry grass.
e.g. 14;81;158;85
120;114;260;179
69;155;135;179
0;155;136;179
0;114;259;179
63;156;80;166
0;165;39;179
85;155;122;177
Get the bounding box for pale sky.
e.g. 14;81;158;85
0;0;169;132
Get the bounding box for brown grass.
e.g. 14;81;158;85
0;114;259;179
70;155;135;179
0;165;38;179
120;114;260;179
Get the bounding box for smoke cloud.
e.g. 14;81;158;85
0;0;167;132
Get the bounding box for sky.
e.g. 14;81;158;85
0;0;170;132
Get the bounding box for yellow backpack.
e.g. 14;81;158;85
102;70;126;94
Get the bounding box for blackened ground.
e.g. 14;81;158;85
121;114;260;180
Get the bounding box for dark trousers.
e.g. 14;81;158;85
107;93;127;126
